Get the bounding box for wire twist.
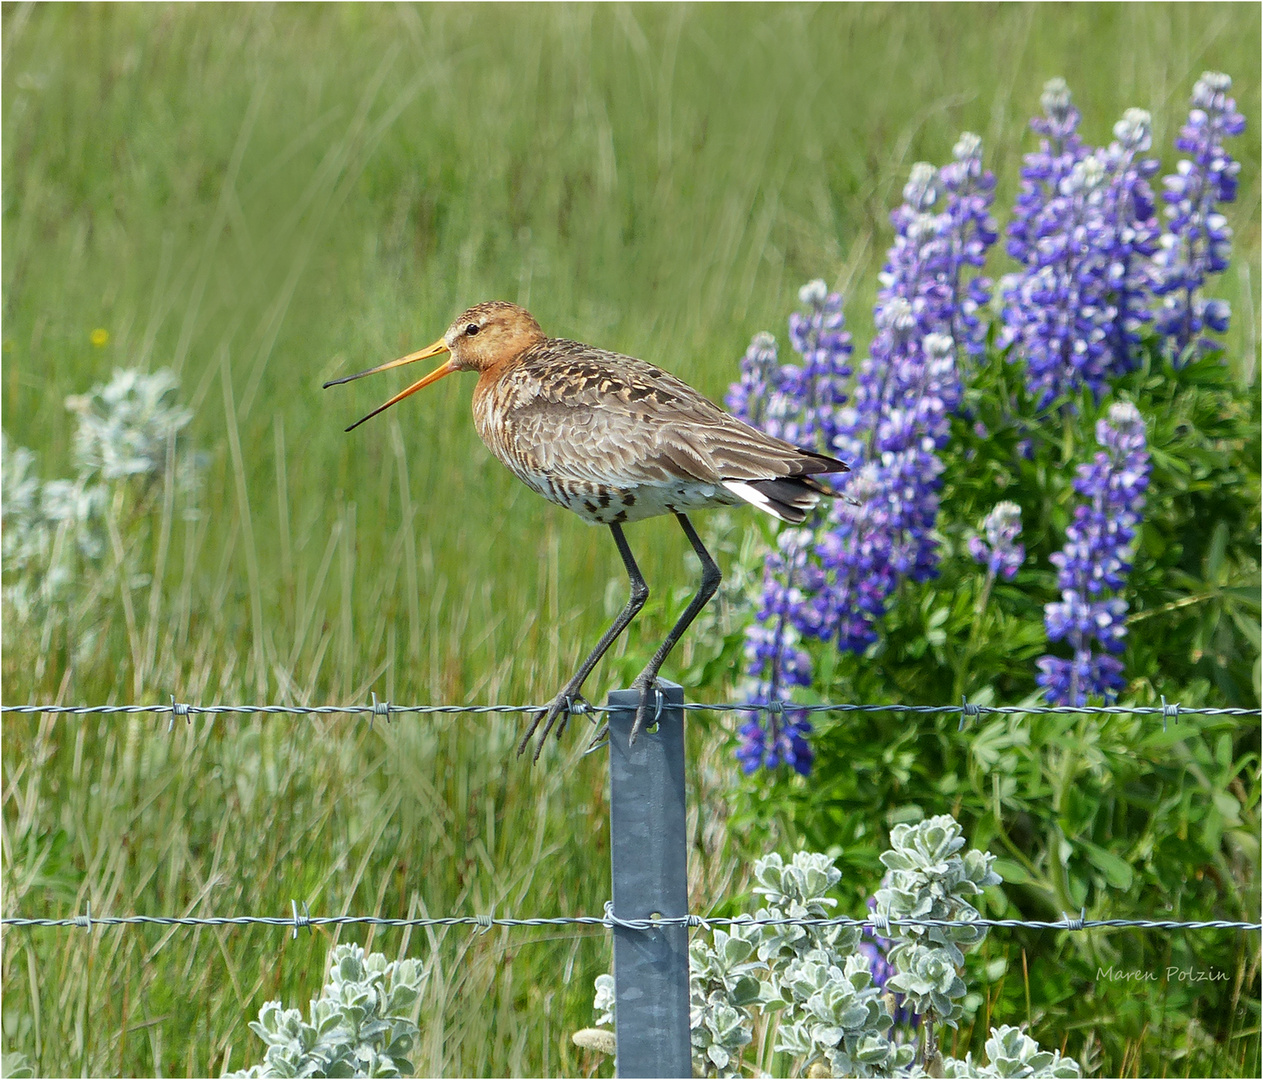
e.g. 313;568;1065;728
168;697;191;732
958;694;982;731
1161;695;1180;731
291;900;312;938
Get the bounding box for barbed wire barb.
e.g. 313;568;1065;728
291;900;312;939
370;692;391;725
1161;694;1180;731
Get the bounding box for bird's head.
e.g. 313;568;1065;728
324;301;544;431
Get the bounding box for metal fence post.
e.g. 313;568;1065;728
607;679;691;1079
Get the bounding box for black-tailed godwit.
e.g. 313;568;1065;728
324;301;850;759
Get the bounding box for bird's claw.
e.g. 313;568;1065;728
584;680;661;753
517;691;591;762
627;679;665;745
518;680;663;758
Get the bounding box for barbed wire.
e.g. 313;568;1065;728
3;902;1258;937
5;699;1257;941
2;694;1256;731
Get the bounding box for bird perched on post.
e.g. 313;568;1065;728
325;301;850;759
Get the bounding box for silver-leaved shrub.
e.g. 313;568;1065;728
942;1025;1083;1078
875;814;1003;1028
231;943;424;1079
1;368;201;664
588;813;1082;1078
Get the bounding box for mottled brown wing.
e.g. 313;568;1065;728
495;339;849;490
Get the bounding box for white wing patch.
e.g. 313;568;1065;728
722;480;803;522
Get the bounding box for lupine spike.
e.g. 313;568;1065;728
820;143;995;654
1000;79;1160;406
728;136;998;773
968;501;1025;581
1037;401;1151;704
730;281;851;774
1151;71;1246;363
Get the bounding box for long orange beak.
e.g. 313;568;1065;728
323;338;457;432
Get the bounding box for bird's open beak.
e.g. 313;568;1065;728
323;338;457;432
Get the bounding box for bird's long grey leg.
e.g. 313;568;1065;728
519;523;649;761
626;513;721;744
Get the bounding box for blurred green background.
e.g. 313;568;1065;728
3;3;1259;1076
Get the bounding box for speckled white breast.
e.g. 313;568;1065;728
509;469;743;525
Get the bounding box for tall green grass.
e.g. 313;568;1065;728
3;4;1259;1076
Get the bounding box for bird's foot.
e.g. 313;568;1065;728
628;676;665;745
518;690;591;762
581;679;665;753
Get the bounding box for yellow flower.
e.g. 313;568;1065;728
90;328;109;347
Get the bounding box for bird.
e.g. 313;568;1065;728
323;301;850;760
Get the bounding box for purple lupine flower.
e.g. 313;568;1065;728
728;286;852;451
735;704;813;776
730;138;997;766
736;538;815;775
729;283;850;774
1010;152;1117;407
857;938;894;991
804;147;994;654
1037;401;1151;704
742;527;821;696
1000;77;1105;408
968;500;1025;581
1005;79;1089;271
1152;72;1246;363
811;465;893;652
874;150;993;391
938;133;999;362
726;332;787;439
1001;81;1162;406
817;320;956;652
1101;109;1161;374
786;280;853;453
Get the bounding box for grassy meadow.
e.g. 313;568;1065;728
3;4;1260;1076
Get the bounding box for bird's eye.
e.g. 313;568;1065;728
465;323;480;336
